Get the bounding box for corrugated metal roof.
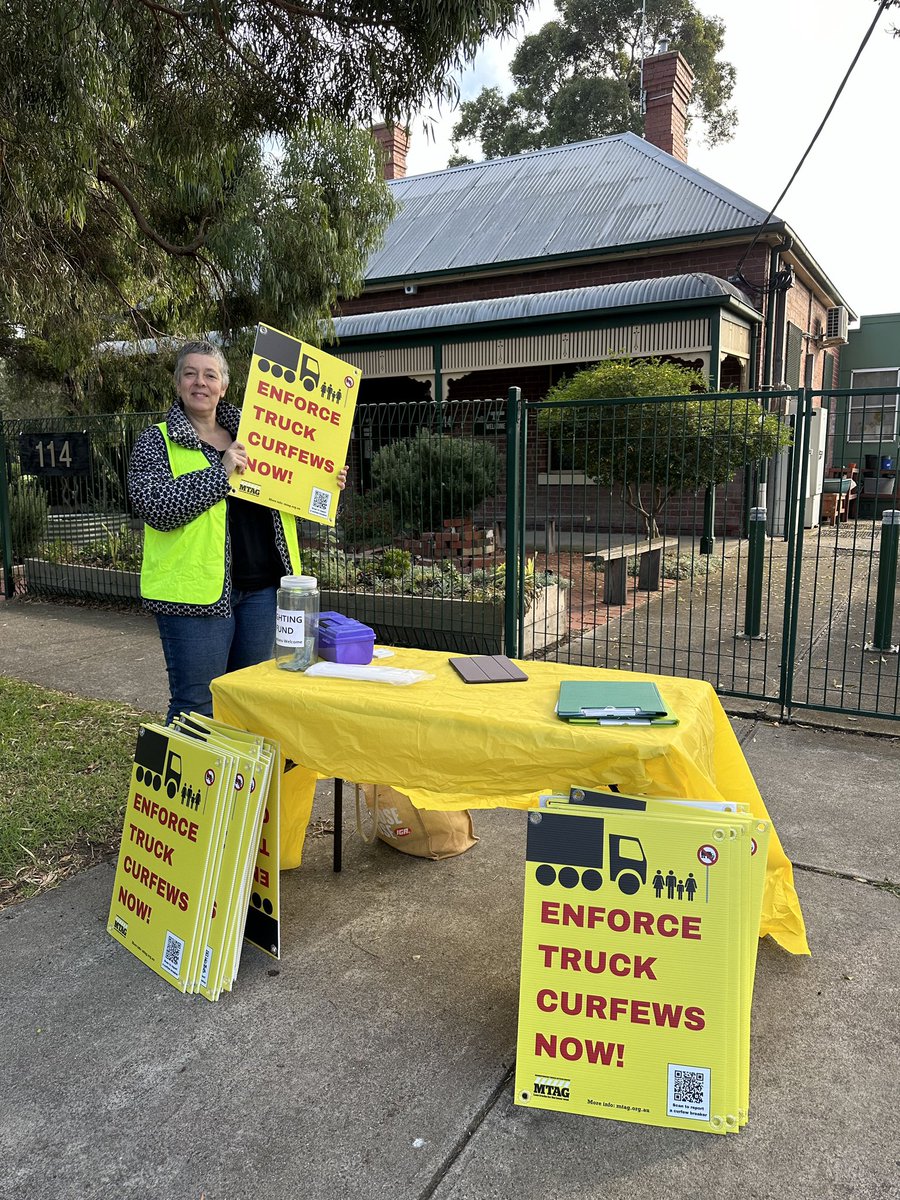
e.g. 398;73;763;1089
329;273;756;342
365;132;773;282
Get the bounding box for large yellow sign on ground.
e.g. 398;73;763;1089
515;792;770;1133
231;323;361;526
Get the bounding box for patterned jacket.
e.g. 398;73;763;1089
128;400;294;617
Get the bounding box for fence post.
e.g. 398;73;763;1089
865;510;900;653
0;417;14;598
503;387;522;657
699;484;715;554
740;507;767;639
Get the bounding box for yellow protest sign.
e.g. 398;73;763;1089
231;322;361;525
108;720;281;1000
514;802;754;1133
108;724;231;993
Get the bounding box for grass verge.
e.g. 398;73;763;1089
0;677;154;909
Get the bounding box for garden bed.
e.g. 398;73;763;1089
23;559;141;601
321;582;568;656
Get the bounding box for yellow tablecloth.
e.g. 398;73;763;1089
211;648;809;955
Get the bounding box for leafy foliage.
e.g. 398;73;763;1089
44;525;144;572
304;542;565;605
1;0;530;407
336;492;398;549
0;479;49;563
540;359;791;536
370;430;501;533
451;0;736;162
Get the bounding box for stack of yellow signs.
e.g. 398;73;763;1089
107;716;281;1001
514;787;770;1134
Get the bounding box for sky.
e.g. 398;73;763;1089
403;0;899;321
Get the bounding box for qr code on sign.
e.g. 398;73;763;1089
667;1063;710;1120
161;931;185;978
308;487;332;519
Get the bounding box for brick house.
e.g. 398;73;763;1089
329;50;856;536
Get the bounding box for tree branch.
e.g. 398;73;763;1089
131;0;192;20
97;165;210;256
262;0;396;33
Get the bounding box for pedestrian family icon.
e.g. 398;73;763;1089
652;868;698;902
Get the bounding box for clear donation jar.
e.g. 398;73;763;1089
275;575;319;671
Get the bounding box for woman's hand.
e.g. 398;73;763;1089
222;441;248;476
336;464;349;491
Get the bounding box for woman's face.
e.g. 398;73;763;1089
177;353;227;423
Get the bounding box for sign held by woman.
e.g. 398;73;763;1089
232;323;361;526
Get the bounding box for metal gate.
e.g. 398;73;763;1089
505;385;900;723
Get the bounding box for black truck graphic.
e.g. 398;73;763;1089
133;727;183;800
254;324;320;391
526;810;647;896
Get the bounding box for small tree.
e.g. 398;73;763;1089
539;359;791;537
371;430;501;534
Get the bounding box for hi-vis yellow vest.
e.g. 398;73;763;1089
141;423;300;605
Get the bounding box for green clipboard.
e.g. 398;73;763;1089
557;679;669;720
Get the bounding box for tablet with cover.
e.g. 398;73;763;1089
450;654;528;683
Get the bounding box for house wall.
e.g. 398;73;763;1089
838;313;900;385
831;314;900;503
783;276;842;391
341;243;772;320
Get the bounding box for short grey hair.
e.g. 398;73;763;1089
174;340;230;389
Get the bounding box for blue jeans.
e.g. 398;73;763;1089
156;586;277;725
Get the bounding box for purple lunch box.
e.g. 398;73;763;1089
317;611;376;665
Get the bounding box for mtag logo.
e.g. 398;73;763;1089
533;1075;570;1100
114;916;128;937
239;481;261;496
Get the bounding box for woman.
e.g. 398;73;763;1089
128;339;346;724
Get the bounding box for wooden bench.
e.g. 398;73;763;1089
584;537;666;605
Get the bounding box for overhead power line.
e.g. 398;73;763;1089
733;0;891;281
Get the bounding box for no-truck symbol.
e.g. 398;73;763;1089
751;837;758;856
344;375;355;389
697;843;718;903
235;772;245;791
204;768;216;787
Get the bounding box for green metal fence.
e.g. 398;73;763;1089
510;384;900;723
2;388;898;723
1;411;164;602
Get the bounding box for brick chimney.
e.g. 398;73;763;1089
371;122;409;180
642;49;694;163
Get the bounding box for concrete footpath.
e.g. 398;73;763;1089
0;600;898;1200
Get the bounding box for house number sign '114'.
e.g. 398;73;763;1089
18;433;91;476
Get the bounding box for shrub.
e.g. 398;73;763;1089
371;430;500;533
623;551;723;581
0;478;49;563
42;524;143;571
376;548;412;580
301;543;359;590
77;524;143;570
337;493;396;547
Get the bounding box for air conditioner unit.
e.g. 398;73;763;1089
822;305;849;346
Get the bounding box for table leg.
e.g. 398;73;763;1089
333;778;343;873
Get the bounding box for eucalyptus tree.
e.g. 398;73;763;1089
0;0;530;407
450;0;736;164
